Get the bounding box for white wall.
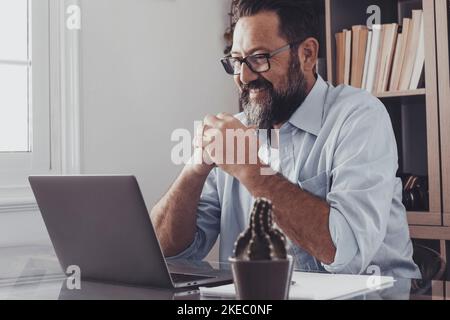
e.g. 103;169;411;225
80;0;238;208
79;0;237;259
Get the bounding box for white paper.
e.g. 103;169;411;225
200;271;395;300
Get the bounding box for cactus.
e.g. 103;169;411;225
233;198;288;261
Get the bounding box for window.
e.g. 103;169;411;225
0;0;30;152
0;0;59;202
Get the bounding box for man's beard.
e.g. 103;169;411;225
240;54;308;130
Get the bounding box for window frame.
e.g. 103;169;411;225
0;0;82;210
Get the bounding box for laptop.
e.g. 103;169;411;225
28;175;232;289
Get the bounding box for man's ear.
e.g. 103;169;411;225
297;37;319;74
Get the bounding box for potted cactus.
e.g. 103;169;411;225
229;198;294;300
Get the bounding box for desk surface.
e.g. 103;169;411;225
0;246;446;300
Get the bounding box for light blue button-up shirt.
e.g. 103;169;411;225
171;76;421;279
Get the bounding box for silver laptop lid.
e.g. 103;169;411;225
29;175;174;288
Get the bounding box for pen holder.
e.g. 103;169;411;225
229;255;294;300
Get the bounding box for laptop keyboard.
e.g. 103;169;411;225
170;272;215;283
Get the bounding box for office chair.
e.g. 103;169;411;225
410;244;446;295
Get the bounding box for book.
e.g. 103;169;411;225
373;24;399;93
335;31;345;85
365;24;382;93
378;23;399;92
398;10;423;90
361;30;373;89
389;18;411;91
409;12;425;89
350;26;360;87
344;29;352;85
389;34;404;92
372;25;386;93
350;25;369;88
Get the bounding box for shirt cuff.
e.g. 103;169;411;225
322;207;358;273
166;232;202;261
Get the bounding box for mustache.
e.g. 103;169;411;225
241;77;273;93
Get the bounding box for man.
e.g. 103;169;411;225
151;0;420;278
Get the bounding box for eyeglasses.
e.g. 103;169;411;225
221;42;300;76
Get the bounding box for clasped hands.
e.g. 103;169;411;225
192;113;267;180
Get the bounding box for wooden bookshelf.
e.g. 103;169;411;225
324;0;442;228
322;0;450;270
375;88;426;98
320;0;450;281
408;212;442;226
447;282;450;300
435;0;450;228
432;281;446;300
410;226;450;240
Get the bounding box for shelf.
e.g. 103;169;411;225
445;214;450;227
408;211;442;226
375;89;427;98
447;282;450;301
409;226;450;240
432;282;446;301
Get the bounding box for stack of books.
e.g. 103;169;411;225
335;9;425;94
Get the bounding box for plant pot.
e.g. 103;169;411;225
229;255;294;300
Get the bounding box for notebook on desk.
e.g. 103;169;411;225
200;271;395;300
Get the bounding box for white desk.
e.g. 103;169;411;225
0;246;442;300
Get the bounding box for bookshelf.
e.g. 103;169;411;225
322;0;450;274
374;88;426;98
325;0;441;226
435;0;450;228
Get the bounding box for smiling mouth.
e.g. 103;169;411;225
250;88;267;95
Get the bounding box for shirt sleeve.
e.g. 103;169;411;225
167;168;222;261
322;208;359;273
322;102;399;274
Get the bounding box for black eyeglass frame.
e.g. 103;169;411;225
220;41;302;76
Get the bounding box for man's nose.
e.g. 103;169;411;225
240;62;258;85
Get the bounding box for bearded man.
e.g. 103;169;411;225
151;0;420;278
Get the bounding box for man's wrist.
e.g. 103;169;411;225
186;163;214;178
236;164;270;196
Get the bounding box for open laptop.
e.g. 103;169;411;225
28;175;232;289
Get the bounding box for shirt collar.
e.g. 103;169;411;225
288;75;328;136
